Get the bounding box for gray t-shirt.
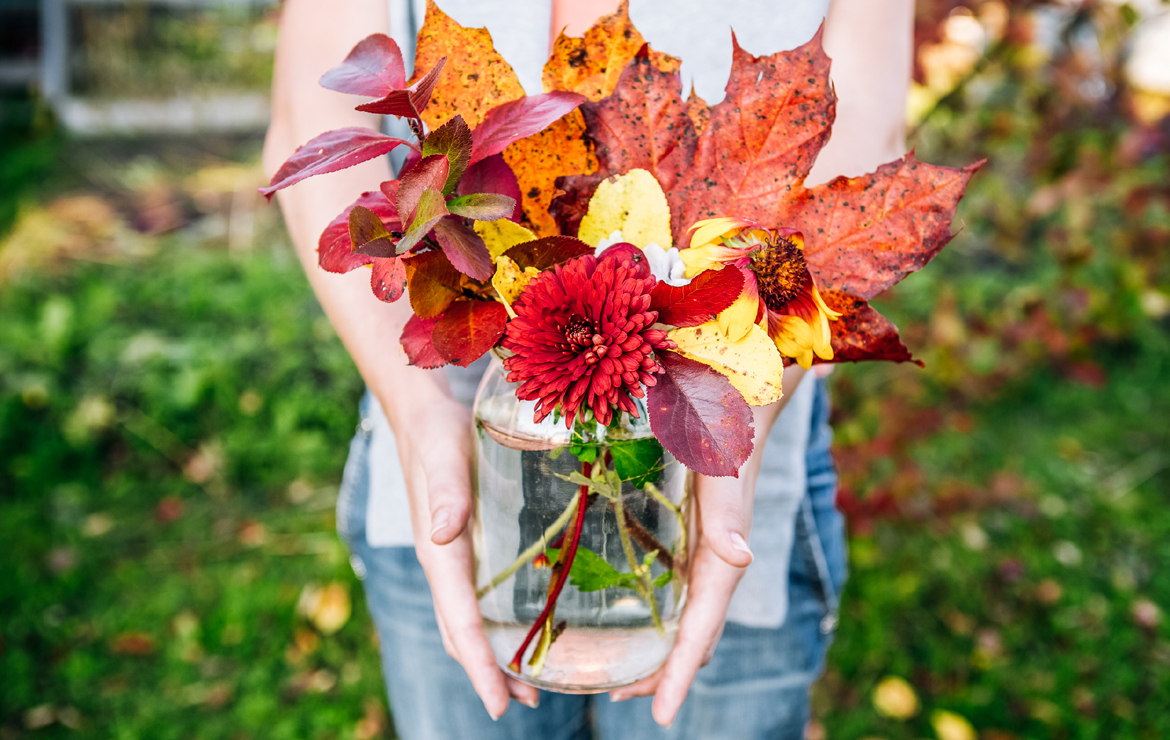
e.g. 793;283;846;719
368;0;830;628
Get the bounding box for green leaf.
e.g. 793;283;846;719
653;570;674;589
569;442;599;464
396;187;449;254
609;437;664;488
446;192;517;221
421;114;472;194
546;547;637;593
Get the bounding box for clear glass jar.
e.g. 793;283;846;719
472;356;690;693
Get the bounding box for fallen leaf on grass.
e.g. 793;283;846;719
110;631;156;656
872;675;919;719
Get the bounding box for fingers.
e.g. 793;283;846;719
608;669;661;702
420;424;473;545
649;545;745;728
424;533;512;719
506;676;540;709
694;475;755;568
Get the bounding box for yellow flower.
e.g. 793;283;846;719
683;218;841;369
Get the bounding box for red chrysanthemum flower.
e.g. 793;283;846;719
502;248;674;427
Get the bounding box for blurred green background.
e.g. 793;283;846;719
1;1;1168;738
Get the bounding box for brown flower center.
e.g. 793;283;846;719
564;315;594;348
752;235;809;311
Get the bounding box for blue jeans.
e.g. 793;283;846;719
337;379;846;740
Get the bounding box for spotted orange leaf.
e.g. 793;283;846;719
410;0;524;130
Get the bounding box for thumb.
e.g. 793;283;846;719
694;475;754;568
420;434;473;546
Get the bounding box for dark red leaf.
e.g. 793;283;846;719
647;352;754;477
470;91;586;165
405;250;462;318
817;290;921;365
579;53;695;195
318;191;399;274
504;235;594;271
260;128;411;200
549;173;602;237
356;57;446;117
431;300;508;367
379;178;399;206
458;154;521;221
319;33;406;98
370;257;407;303
401;315;446;369
397;154;450;226
667;28;836;237
420;115;473;194
349;205;396;258
649;265;744;327
432;218;493;280
786;154;984;300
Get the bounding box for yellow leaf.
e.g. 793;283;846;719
667;321;784;405
872;676;920;719
491;255;539;311
931;710;977;740
578;169;672;249
474;219;536;259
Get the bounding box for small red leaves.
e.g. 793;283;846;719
370;257;407;303
420;115;473;194
401;315;446;369
504;235;594;271
668;28;836;236
349;205;396;258
318;191;399;274
319;33;406;98
549;173;602;238
649;265;744;327
396;154;450;227
788;154;985;301
647;352;754;477
458;154;522;222
431;300;508;367
260;128;410;200
470;92;587;165
356;57;447;118
432;218;493;280
579;51;696;194
405;250;462;318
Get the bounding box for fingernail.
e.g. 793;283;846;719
488;706;502;721
729;532;754;562
430;508;450;538
521;696;539;709
609;692;627;703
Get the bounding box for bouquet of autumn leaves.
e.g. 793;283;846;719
262;0;980;479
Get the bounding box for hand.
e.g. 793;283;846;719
607;471;756;727
394;397;540;719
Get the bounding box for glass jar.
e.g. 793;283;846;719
472;356;690;693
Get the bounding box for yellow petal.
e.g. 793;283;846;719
491;255;540;312
475;219;537;259
679;242;752;277
578;169;672;250
668;321;785;405
687;217;752;248
771;314;816;369
716;271;759;342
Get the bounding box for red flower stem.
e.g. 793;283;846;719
507;468;591;674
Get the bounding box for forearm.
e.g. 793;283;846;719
808;0;914;185
262;0;455;426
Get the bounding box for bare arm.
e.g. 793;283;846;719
263;0;535;718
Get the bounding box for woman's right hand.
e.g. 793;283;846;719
393;397;540;718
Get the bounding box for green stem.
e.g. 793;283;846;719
645;481;687;574
613;496;664;635
476;494;579;601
